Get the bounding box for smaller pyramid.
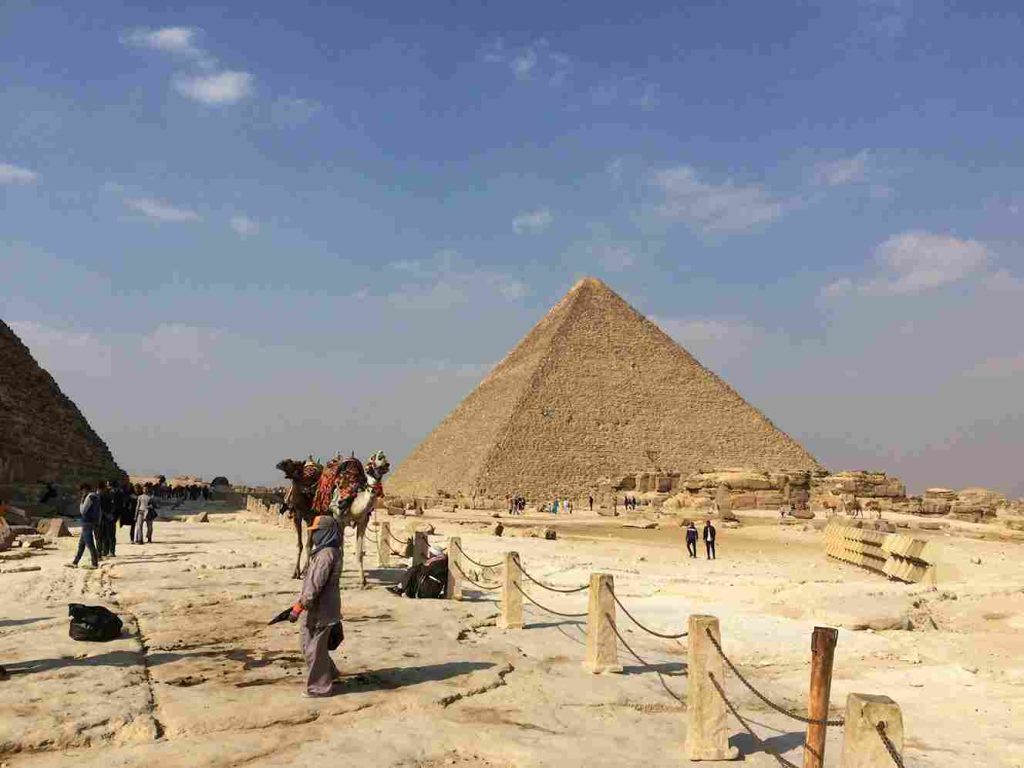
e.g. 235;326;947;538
0;320;125;496
389;278;819;499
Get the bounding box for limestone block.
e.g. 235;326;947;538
584;574;621;674
497;552;523;630
447;536;463;600
685;615;740;761
376;522;391;568
0;518;14;551
412;531;429;567
840;693;903;768
36;518;71;538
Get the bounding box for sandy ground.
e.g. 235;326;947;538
2;502;1023;768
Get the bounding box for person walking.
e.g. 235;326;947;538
685;521;698;559
133;485;153;544
288;515;343;698
703;518;717;560
66;483;100;569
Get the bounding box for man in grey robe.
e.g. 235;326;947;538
289;515;343;697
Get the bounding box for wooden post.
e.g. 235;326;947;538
584;574;621;673
412;530;429;567
377;521;391;568
840;694;903;768
497;551;522;629
803;626;839;768
685;615;740;761
447;536;463;600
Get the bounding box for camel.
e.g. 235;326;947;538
276;452;389;586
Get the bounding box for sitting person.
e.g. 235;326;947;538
388;546;448;599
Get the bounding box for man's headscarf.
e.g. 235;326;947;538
310;515;341;556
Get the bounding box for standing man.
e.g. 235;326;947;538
588;495;594;512
98;481;115;558
134;485;153;544
685;521;698;559
66;483;100;569
289;515;343;697
703;518;717;560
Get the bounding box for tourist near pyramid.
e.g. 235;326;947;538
389;277;819;500
0;320;124;500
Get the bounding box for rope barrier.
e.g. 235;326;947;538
605;585;688;640
605;613;687;707
515;561;589;593
708;672;799;768
512;582;588;618
705;628;844;727
875;722;905;768
387;528;407;545
451;560;501;592
455;543;503;570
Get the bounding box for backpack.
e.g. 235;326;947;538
68;603;123;642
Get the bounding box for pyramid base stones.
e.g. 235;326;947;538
36;518;71;538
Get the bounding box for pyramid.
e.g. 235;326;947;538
388;278;820;500
0;320;125;497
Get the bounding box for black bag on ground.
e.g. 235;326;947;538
68;603;123;642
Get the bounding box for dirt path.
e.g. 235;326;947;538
2;504;1022;767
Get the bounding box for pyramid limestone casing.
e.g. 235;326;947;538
388;278;819;499
0;320;125;494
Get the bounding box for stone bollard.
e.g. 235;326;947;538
497;551;523;629
840;694;903;768
412;530;429;567
685;615;740;761
447;536;463;600
377;521;392;568
584;574;622;673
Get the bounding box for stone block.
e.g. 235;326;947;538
840;693;903;768
584;574;621;674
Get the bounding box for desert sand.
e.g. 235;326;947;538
2;501;1023;768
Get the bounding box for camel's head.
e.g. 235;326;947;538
366;450;390;480
275;459;304;480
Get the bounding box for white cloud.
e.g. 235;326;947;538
483;39;571;87
814;150;871;186
983;269;1024;292
173;70;253;105
125;197;201;223
965;355;1024;379
229;215;259;237
655;317;763;370
512;208;554;234
7;321;113;378
0;162;38;184
654;165;788;233
141;324;223;367
830;231;990;297
123;26;203;58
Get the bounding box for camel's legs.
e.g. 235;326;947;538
292;511;303;580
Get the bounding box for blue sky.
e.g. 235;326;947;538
2;0;1023;494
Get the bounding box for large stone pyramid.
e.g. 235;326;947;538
388;278;819;499
0;320;124;498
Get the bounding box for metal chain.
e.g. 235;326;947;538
605;585;688;640
387;528;406;545
512;582;589;618
515;561;589;593
705;628;844;727
875;722;905;768
455;543;503;570
708;672;799;768
451;560;502;592
605;613;688;707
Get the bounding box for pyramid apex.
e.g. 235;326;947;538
568;276;614;294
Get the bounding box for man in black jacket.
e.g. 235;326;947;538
96;481;115;558
67;483;100;569
703;518;717;560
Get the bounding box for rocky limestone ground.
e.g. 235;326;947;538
1;503;1023;767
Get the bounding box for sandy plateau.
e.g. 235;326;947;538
2;501;1023;768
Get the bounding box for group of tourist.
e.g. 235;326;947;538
618;495;640;511
66;481;159;569
506;495;527;515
